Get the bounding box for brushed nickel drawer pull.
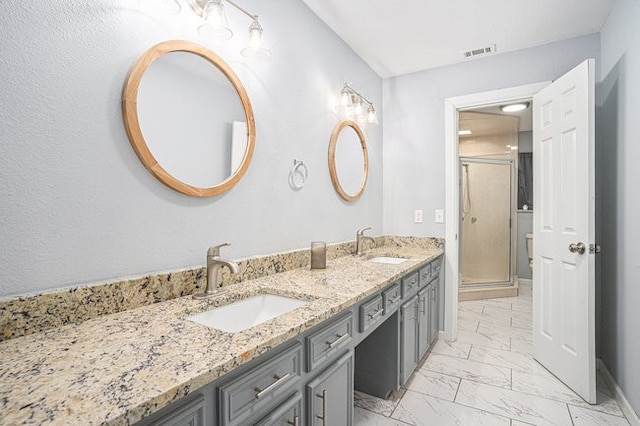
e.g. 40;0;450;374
368;309;384;320
316;390;327;425
326;333;349;348
255;373;291;400
287;415;299;426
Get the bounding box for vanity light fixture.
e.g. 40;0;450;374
190;0;271;58
336;83;378;126
500;102;530;113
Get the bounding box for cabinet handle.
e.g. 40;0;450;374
432;287;437;302
316;389;327;425
413;302;418;321
287;416;299;426
255;373;291;400
420;297;426;314
326;333;349;348
388;296;400;305
368;308;383;320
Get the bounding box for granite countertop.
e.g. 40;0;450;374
0;244;443;425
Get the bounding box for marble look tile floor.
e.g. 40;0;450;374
354;281;630;425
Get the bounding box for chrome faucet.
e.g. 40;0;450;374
193;243;240;299
355;227;375;256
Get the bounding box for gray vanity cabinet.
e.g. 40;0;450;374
417;285;431;359
428;279;439;346
306;351;354;426
399;295;419;385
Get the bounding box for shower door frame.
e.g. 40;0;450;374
458;157;517;289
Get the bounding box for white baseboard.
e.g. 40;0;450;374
597;359;640;425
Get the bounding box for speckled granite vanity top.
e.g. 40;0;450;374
0;241;442;425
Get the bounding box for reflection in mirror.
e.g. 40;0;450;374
122;40;255;197
329;121;368;201
137;51;246;188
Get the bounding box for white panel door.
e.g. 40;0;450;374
532;59;596;403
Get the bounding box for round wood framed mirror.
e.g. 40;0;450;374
122;40;256;197
328;121;369;202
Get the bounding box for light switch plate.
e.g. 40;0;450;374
414;210;423;223
435;209;444;223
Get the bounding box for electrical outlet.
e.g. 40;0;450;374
414;209;423;223
435;209;444;223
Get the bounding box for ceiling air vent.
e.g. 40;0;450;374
463;44;497;59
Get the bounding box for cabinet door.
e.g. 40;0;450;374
429;280;439;345
400;296;418;385
417;286;431;360
306;352;353;426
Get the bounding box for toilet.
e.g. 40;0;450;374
525;233;534;270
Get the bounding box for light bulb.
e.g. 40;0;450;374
340;86;352;107
354;97;364;117
241;18;272;58
366;105;378;125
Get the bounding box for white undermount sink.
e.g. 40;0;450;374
186;294;309;333
368;256;409;264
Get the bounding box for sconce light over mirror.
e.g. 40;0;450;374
188;0;272;58
329;121;369;202
335;83;378;127
122;40;256;197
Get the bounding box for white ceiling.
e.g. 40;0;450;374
302;0;616;78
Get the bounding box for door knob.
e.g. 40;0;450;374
569;242;586;255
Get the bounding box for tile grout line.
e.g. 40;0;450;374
453;377;462;402
566;403;576;426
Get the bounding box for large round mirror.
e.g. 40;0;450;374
328;121;368;201
122;40;255;197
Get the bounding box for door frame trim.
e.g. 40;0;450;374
443;82;549;341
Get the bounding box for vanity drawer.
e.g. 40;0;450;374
419;264;432;285
219;343;302;426
253;392;302;426
382;283;401;315
306;312;353;372
401;272;420;298
359;294;384;333
431;257;443;277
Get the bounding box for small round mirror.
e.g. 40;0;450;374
329;121;368;201
122;40;255;197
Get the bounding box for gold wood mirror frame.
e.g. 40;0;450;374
328;120;369;202
122;40;256;197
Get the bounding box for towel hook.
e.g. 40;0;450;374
289;159;308;190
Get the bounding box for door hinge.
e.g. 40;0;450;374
589;244;601;254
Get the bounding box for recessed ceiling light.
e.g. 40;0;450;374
500;102;530;113
458;129;472;136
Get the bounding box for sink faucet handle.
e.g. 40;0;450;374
208;242;231;257
357;227;372;235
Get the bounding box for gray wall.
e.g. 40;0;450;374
0;0;383;297
599;0;640;415
382;34;600;237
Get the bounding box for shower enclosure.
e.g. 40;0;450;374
460;158;515;288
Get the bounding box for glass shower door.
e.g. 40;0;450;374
460;158;514;287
